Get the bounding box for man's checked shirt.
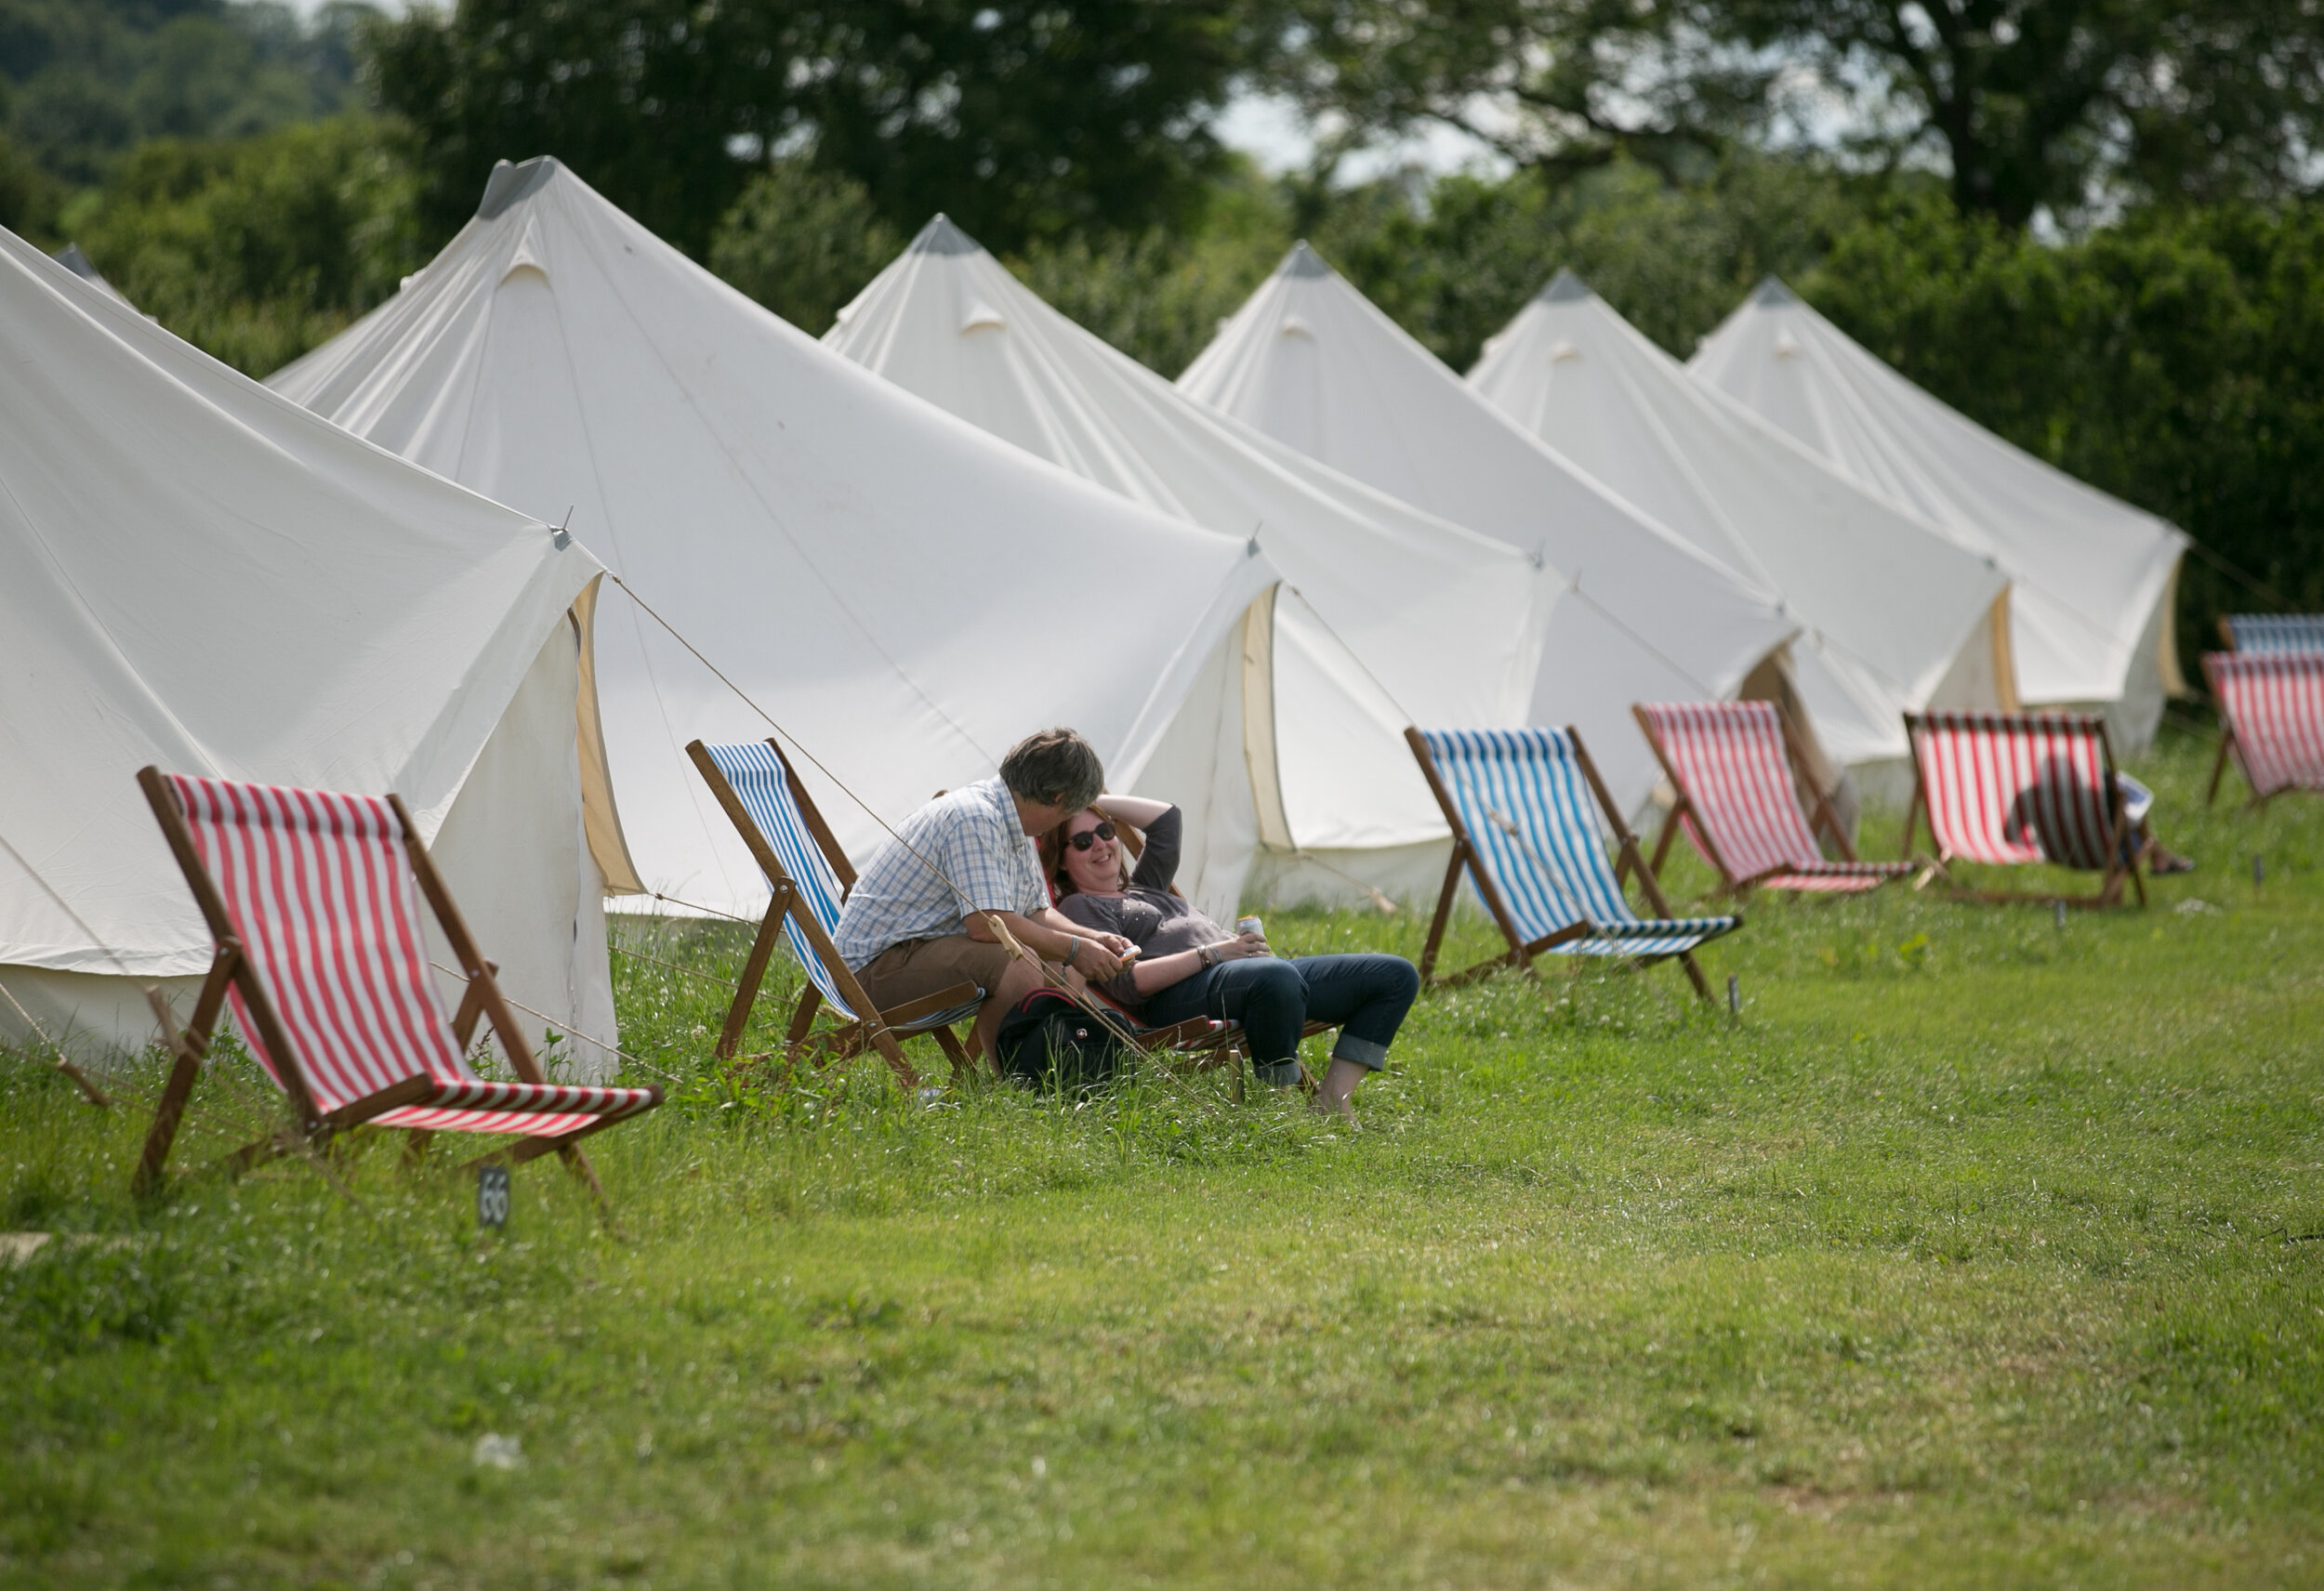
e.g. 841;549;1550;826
833;776;1050;968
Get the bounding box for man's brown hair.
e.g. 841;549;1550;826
999;727;1104;812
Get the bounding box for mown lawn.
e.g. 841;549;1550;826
4;730;2320;1588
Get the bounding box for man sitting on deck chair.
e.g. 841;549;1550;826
834;728;1136;1058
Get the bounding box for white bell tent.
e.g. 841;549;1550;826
52;243;134;308
1460;271;2017;769
1690;278;2187;747
0;227;623;1071
1176;243;1803;818
824;215;1560;902
270;159;1278;923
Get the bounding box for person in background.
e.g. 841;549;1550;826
1047;795;1419;1122
2119;774;2195;874
834;728;1135;1059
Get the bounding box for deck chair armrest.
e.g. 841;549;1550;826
877;981;983;1028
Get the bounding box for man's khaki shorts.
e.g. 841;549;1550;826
853;934;1014;1014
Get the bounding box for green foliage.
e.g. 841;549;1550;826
369;0;1269;261
1311;152;1870;371
707;162;901;336
70;113;427;375
0;127;58;241
0;0;373;185
1009;164;1293;377
1806;194;2324;670
5;736;2324;1584
1277;0;2324;229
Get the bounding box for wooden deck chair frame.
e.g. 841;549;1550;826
1631;702;1904;897
686;739;976;1087
131;767;643;1202
1898;714;2147;908
1089;986;1336;1104
1404;727;1719;1003
2203;651;2324;809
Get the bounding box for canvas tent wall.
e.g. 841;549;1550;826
270;159;1277;925
0;226;621;1073
1690;279;2187;749
1174;243;1803;825
1459;271;2017;772
823;215;1562;904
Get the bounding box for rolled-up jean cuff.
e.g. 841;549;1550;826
1251;1058;1304;1088
1330;1035;1390;1072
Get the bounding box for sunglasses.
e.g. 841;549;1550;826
1065;822;1117;852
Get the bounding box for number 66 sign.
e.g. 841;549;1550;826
478;1163;511;1229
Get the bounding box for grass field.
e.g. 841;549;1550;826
4;730;2321;1588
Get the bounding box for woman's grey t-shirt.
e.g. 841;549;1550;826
1055;808;1229;1008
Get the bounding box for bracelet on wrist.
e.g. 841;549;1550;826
1062;936;1079;968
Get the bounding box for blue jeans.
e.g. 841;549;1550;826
1138;953;1420;1088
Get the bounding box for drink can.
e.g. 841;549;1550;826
1236;915;1263;938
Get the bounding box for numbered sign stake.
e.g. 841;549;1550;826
478;1163;510;1229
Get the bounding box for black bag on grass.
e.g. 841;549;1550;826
993;988;1129;1091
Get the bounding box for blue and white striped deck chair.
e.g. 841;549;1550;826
1405;726;1740;1001
686;739;984;1082
2224;614;2324;653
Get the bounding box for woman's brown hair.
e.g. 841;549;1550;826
1043;807;1136;899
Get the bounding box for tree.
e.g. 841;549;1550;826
0;0;372;185
368;0;1274;261
72;114;428;374
1278;0;2324;228
1308;151;1866;368
1809;195;2324;662
708;162;900;335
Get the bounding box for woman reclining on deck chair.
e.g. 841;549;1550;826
1045;796;1419;1122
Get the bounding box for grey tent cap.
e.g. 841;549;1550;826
54;243;102;282
477;157;561;219
908;214;984;256
1751;276;1802;307
1280;241;1333;279
1537;269;1593;304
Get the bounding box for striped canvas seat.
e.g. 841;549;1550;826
1901;712;2145;906
2204;652;2324;804
168;776;661;1137
699;743;979;1031
1634;701;1912;894
133;769;660;1199
2224;614;2324;653
1407;727;1738;999
690;741;983;1082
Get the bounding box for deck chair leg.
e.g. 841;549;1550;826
1418;843;1465;984
132;949;238;1196
133;1045;204;1197
718;900;789;1060
220;1124;303;1180
1228;1045;1245;1105
1648;806;1683;877
2205;732;2234;807
931;1024;976;1081
1677;951;1714;1004
863;1024;918;1088
401;1129;435;1169
558;1143;609;1209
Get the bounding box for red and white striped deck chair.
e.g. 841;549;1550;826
132;768;662;1197
1899;714;2146;908
2204;651;2324;807
1632;702;1916;896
